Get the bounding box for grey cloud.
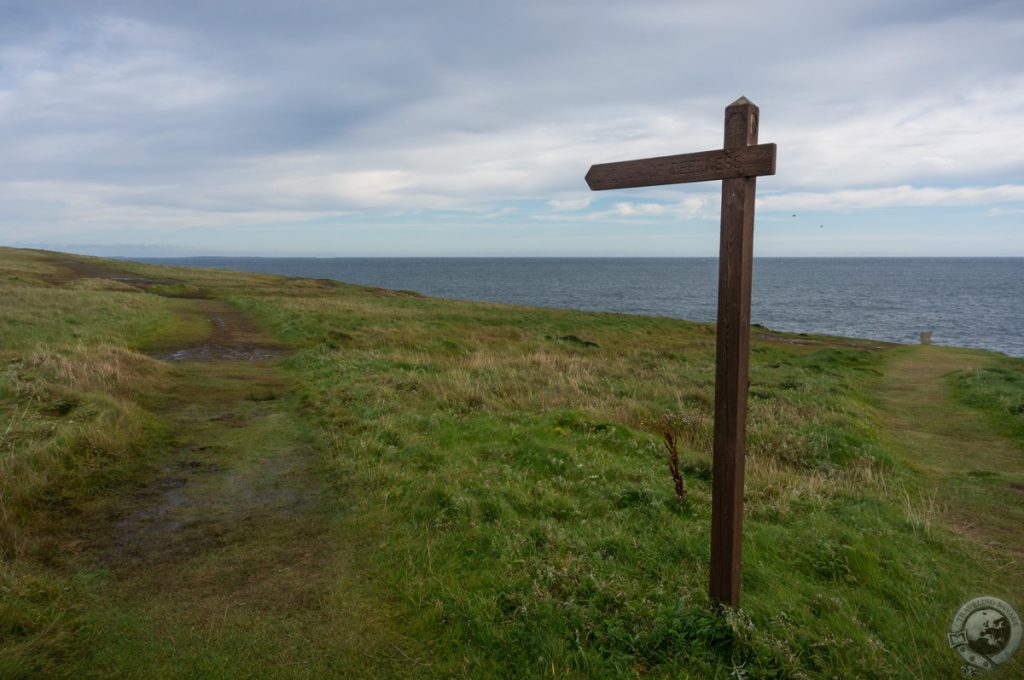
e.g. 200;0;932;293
1;0;1022;249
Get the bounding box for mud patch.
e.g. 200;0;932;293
47;256;287;362
755;331;890;350
166;460;221;474
163;345;283;361
100;475;199;564
92;436;319;570
50;258;181;288
156;308;288;362
111;275;183;288
358;284;425;298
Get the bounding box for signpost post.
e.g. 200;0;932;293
585;97;776;606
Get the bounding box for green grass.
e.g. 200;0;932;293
949;359;1024;444
0;265;178;676
229;296;986;677
1;247;1021;678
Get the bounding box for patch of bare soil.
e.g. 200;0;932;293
93;427;320;571
754;330;891;350
157;303;289;362
48;255;288;362
77;289;329;613
24;253;406;671
47;257;181;288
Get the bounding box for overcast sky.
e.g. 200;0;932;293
2;0;1022;256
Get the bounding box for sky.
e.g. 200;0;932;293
1;0;1023;257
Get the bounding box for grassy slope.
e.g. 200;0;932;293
949;357;1024;446
876;348;1024;562
1;247;1021;678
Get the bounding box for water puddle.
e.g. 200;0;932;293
162;345;284;362
158;311;288;362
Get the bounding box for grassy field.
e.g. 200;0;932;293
1;246;1021;678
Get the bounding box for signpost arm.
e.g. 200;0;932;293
709;97;759;606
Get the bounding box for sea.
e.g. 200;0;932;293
134;257;1024;358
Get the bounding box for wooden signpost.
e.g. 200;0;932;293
585;97;776;606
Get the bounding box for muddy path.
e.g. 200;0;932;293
73;294;328;581
49;268;410;676
50;257;326;581
53;255;287;360
46;255;183;287
155;299;289;362
90;348;318;575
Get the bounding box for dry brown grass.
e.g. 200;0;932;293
61;277;142;293
0;344;170;559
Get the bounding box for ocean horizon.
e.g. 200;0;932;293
132;256;1024;358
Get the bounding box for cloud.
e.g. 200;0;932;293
758;184;1024;212
0;0;1022;254
534;194;716;224
609;195;712;218
547;197;592;211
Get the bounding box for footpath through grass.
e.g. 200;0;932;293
876;347;1024;565
1;249;412;678
60;353;411;678
1;247;1022;678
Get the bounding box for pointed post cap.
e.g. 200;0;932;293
724;97;759;147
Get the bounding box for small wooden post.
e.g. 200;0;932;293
585;97;775;607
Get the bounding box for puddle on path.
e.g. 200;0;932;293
74;282;305;570
162;345;284;361
157;309;288;362
49;258;335;626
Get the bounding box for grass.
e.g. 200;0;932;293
230;298;983;677
949;358;1024;444
0;246;1021;678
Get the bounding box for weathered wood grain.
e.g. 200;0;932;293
585;143;775;190
709;96;759;607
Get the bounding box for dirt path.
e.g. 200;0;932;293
63;294;409;677
47;256;183;287
876;346;1024;567
155;299;289;361
90;315;318;571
